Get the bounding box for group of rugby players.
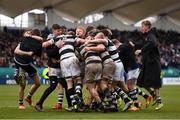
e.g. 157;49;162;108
13;21;162;113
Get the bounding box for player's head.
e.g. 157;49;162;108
76;26;86;38
67;30;75;36
85;29;98;40
31;28;41;36
86;26;96;34
94;32;105;39
100;29;112;39
52;24;62;37
61;25;67;35
141;20;151;33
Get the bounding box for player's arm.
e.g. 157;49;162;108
75;38;87;45
31;35;44;42
84;44;105;52
84;39;107;46
14;44;33;56
135;36;156;55
24;31;44;42
55;40;65;48
42;39;54;48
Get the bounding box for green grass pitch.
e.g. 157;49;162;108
0;85;180;119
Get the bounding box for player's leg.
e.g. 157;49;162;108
60;78;72;111
154;88;163;110
52;83;64;109
24;64;41;106
35;76;58;111
127;68;141;109
136;87;152;108
18;83;26;110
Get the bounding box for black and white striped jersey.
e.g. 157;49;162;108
78;43;102;65
100;50;113;63
104;38;121;63
47;34;54;40
47;34;62;43
56;35;76;60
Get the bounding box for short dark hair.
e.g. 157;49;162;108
31;28;41;36
100;29;112;38
86;26;96;33
52;24;61;30
67;31;75;36
87;30;99;37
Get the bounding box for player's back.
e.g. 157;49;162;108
20;37;42;56
15;37;42;64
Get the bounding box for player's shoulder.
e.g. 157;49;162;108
47;34;54;40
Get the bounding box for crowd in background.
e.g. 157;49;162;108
0;26;179;69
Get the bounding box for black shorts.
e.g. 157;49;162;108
14;59;37;77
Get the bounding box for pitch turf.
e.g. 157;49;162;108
0;85;180;119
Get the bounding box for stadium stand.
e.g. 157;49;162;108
0;26;179;69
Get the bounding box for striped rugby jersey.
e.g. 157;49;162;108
100;50;113;63
56;35;76;60
78;43;102;65
104;38;121;63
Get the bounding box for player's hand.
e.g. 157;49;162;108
55;40;65;48
27;51;33;56
84;40;90;46
86;36;93;40
129;41;135;47
84;47;91;51
24;31;31;37
135;50;141;55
